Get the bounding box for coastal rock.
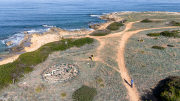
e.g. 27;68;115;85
6;41;13;46
11;46;24;53
100;13;123;21
24;31;28;34
89;23;102;30
0;57;3;61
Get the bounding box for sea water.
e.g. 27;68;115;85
0;0;180;53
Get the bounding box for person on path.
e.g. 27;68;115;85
131;78;134;88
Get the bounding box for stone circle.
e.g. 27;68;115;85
42;63;78;82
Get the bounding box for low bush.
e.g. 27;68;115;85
160;31;180;38
138;39;144;42
61;92;67;98
153;76;180;101
140;19;153;23
100;83;105;87
170;20;180;26
89;29;111;36
146;33;160;36
147;30;180;38
106;22;124;31
72;85;97;101
0;37;94;90
152;46;165;50
96;78;103;84
35;84;45;93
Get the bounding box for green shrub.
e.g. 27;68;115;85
90;29;111;36
35;84;45;93
100;83;105;87
152;46;165;50
146;33;160;36
138;39;144;42
73;37;94;47
147;30;180;38
160;31;180;38
153;76;180;101
72;85;97;101
61;92;67;98
140;19;153;23
106;22;124;31
96;78;103;84
0;37;94;90
170;21;180;26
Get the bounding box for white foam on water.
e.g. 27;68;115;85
90;14;101;18
2;32;25;47
27;29;48;34
42;25;56;28
1;28;49;48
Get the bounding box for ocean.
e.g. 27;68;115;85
0;0;180;53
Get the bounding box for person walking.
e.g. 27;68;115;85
131;78;134;88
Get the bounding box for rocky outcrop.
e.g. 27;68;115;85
89;23;102;30
24;31;28;34
6;41;13;46
43;27;91;36
11;46;24;53
100;13;123;21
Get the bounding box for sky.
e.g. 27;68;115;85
1;0;180;3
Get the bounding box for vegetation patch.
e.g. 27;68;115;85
138;39;144;42
152;46;165;50
0;37;94;90
147;30;180;38
100;83;105;87
96;78;103;84
90;29;111;36
146;33;160;36
61;92;67;98
170;20;180;26
35;84;45;93
154;37;158;40
140;19;153;23
153;76;180;101
106;22;124;31
160;31;180;38
72;85;97;101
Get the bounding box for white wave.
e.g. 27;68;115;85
69;29;81;31
1;40;5;44
42;25;56;28
90;14;101;18
102;13;108;15
27;29;49;34
2;33;25;47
